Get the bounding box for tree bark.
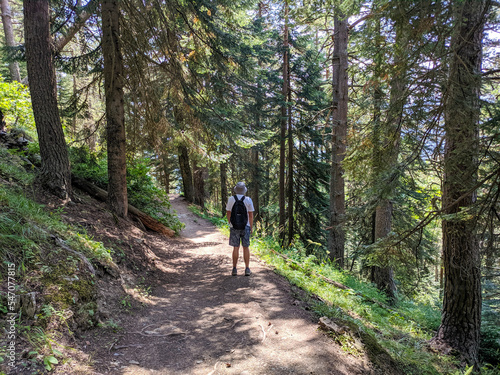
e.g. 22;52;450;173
287;72;294;246
372;202;397;301
370;2;408;303
432;0;490;366
328;10;348;268
279;0;289;244
161;153;170;194
193;161;206;208
178;144;194;203
251;147;260;222
220;161;228;217
0;109;6;132
102;0;128;218
1;0;21;82
23;0;72;200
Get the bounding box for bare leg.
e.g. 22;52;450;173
243;247;250;268
232;246;240;268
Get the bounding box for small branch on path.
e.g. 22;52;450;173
129;321;187;337
207;361;220;375
259;324;267;342
112;344;143;350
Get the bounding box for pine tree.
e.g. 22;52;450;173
102;0;128;217
1;0;20;81
23;0;72;199
279;0;290;244
328;4;348;268
431;0;491;366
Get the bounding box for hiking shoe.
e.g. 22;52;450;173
232;267;237;276
245;267;251;276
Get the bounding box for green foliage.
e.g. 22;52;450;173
0;179;112;278
0;78;35;134
0;149;110;299
480;323;500;366
126;158;184;234
70;147;184;234
25;327;63;372
188;202;228;228
0;147;35;185
0;144;116;372
69;146;108;189
252;238;452;374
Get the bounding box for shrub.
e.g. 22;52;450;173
70;147;184;234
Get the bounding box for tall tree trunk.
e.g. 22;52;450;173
251;147;260;221
1;0;21;82
432;0;490;366
279;0;289;244
161;152;170;194
23;0;71;200
193;161;206;208
102;0;127;217
220;161;228;217
287;76;293;246
178;145;194;203
370;3;408;303
328;10;348;268
0;109;6;132
262;146;270;226
372;202;397;301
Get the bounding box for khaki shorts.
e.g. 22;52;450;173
229;226;251;247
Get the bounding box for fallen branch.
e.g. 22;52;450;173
129;322;187;337
259;324;267;342
207;361;220;375
72;175;175;237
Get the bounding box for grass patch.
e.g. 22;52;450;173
0;145;118;373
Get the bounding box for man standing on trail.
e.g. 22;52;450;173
226;182;255;276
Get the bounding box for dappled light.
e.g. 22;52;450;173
78;195;370;375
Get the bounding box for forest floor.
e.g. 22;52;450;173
52;193;381;375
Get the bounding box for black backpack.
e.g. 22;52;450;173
230;195;248;230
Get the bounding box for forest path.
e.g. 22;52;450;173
88;195;373;375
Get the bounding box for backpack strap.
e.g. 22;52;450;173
234;195;245;202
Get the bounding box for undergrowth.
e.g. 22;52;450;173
70;146;184;234
189;203;500;375
0;146;116;374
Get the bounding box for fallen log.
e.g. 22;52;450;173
72;175;175;237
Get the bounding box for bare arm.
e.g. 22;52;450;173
226;210;231;226
248;212;254;232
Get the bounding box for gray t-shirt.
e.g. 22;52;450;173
226;195;255;227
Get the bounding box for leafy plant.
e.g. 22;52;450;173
70;148;184;234
25;327;63;372
0;78;35;133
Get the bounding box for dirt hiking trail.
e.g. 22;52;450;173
81;195;375;375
